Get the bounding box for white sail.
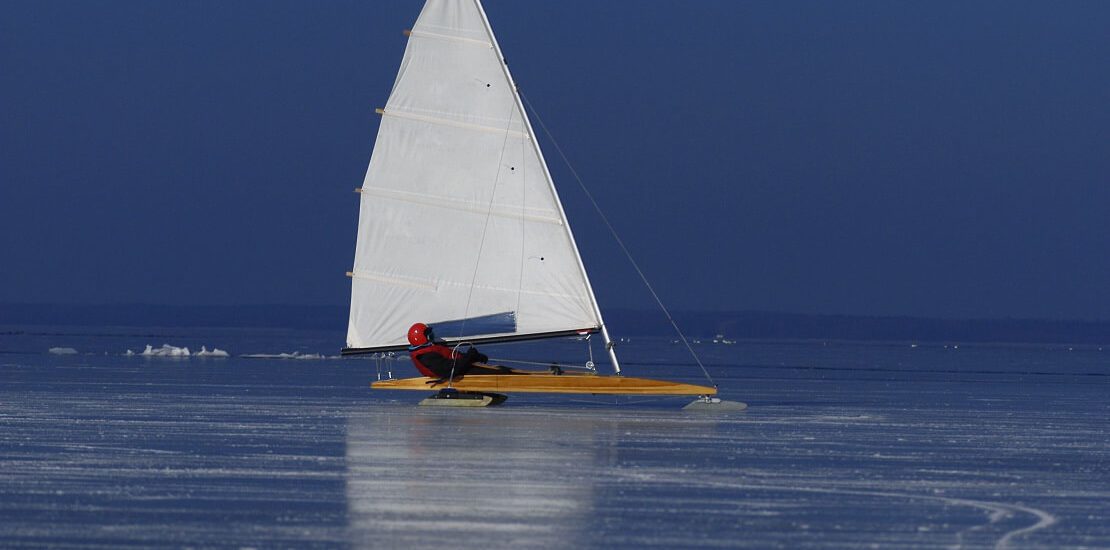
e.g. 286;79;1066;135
346;0;601;350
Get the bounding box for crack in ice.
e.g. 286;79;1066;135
636;474;1058;549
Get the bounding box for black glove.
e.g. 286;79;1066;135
466;348;488;364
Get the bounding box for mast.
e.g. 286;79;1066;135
470;0;622;374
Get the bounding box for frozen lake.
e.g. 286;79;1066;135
1;326;1108;548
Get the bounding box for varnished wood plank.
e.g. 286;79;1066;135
371;374;716;396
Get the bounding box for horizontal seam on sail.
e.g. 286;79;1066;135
440;280;588;301
349;270;437;290
408;29;492;48
360;187;564;225
385;105;523;132
379;108;530;140
349;269;588;301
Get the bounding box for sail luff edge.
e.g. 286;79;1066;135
469;0;622;374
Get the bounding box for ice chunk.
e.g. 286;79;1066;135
195;346;230;358
141;344;191;357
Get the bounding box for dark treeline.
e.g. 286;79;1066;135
2;304;1109;345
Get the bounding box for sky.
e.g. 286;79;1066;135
1;0;1108;320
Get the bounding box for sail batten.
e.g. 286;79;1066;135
356;186;563;225
377;107;531;139
405;29;493;48
349;267;602;301
346;0;601;350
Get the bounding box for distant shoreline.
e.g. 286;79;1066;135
1;304;1108;346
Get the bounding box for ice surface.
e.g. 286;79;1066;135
1;329;1108;548
242;351;325;360
47;346;77;355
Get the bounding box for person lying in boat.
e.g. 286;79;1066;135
406;322;516;380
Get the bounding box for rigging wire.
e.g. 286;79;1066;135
515;116;527;314
519;92;718;390
457;104;518;340
451;104;519;385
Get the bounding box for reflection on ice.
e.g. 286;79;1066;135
345;408;608;546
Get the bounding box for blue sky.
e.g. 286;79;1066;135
1;1;1108;319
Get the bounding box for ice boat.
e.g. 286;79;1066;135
341;0;720;406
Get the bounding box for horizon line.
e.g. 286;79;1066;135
1;302;1107;325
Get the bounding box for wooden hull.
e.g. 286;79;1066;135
371;373;716;396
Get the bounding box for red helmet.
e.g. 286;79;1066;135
407;322;430;346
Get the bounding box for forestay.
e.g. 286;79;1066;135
346;0;601;351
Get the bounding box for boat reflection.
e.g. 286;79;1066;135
344;405;621;547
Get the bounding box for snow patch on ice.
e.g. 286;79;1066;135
48;347;78;355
